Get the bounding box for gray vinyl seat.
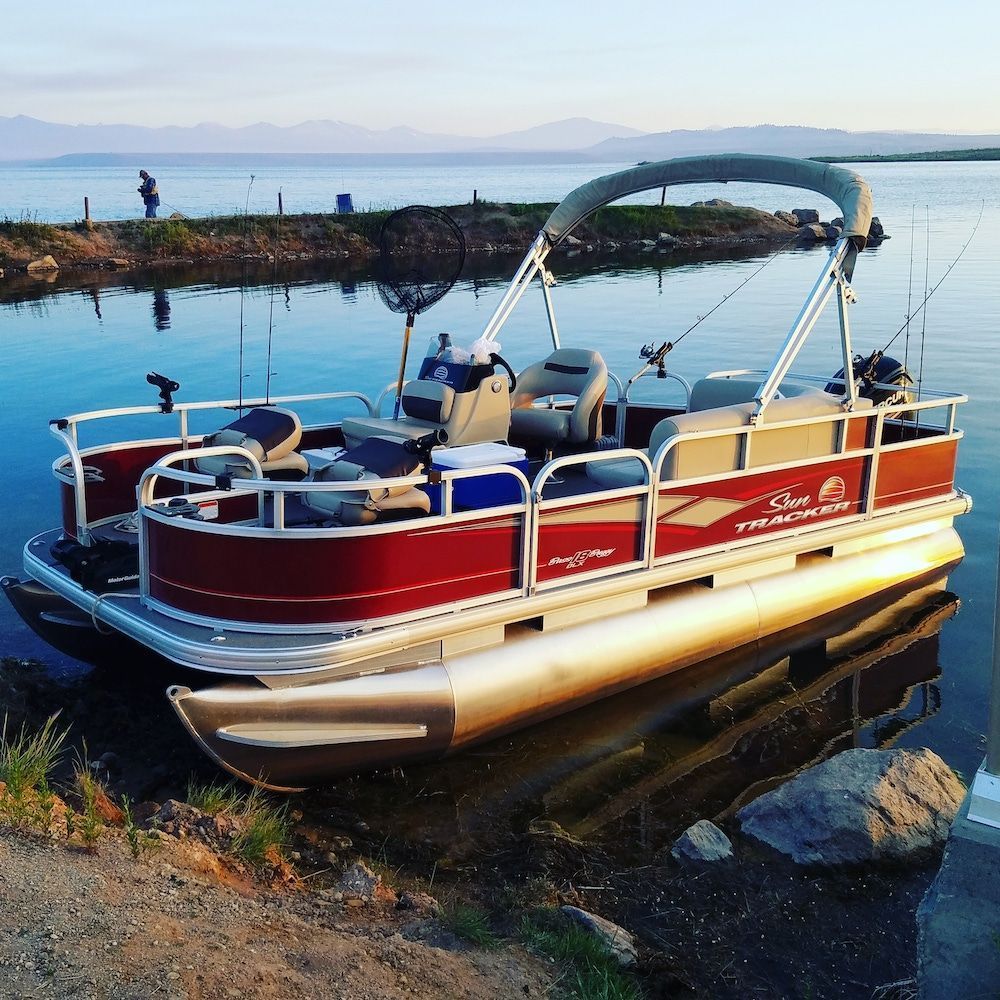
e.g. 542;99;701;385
509;348;608;449
341;370;511;450
195;407;308;479
302;436;431;526
586;379;871;489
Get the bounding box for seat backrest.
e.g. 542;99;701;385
650;390;868;480
512;348;608;443
196;406;304;477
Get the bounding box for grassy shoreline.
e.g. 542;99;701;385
813;146;1000;163
0;200;796;271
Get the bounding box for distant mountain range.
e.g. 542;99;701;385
2;115;999;164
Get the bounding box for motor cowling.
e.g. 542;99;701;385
826;353;915;408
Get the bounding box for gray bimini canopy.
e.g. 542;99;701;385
542;154;873;247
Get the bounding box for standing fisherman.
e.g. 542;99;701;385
138;170;160;218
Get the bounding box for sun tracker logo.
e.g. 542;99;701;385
818;476;846;503
433;366;449;381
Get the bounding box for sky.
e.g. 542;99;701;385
2;0;998;136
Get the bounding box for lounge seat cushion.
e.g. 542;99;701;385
196;407;308;479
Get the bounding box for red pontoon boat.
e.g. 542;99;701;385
3;155;970;789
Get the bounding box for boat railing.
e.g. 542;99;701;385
50;390;376;543
125;385;965;627
615;369;692;445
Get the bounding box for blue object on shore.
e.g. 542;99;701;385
336;193;354;214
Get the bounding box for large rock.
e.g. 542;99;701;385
868;216;886;240
792;208;820;225
338;861;381;903
798;223;828;241
736;748;965;865
774;210;799;227
26;254;59;272
671;820;733;864
560;906;637;967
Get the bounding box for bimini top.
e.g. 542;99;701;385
542;154;873;247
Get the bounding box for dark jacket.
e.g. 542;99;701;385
139;176;160;206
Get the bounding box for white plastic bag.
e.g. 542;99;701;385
468;336;498;365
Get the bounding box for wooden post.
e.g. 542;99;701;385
278;191;284;216
473;189;478;205
660;186;666;207
84;196;93;230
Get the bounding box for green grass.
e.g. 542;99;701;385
184;779;290;867
228;785;291;867
185;777;244;815
0;712;68;800
813;147;1000;163
441;902;501;949
72;758;105;849
121;795;158;858
519;913;642;1000
0;215;57;243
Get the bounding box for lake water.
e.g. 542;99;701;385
2;159;998;816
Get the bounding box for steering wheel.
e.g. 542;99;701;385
490;353;517;392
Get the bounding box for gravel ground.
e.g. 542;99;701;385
0;829;551;1000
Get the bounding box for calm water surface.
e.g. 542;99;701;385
1;161;998;845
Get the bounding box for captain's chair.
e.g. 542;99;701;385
195;407;308;480
510;349;608;451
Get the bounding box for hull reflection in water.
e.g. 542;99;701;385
319;579;957;859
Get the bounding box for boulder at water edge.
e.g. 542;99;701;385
26;254;59;272
792;208;820;225
736;748;965;865
671;819;734;864
560;906;637;967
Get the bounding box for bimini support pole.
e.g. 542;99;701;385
481;233;550;343
540;265;561;350
753;237;859;419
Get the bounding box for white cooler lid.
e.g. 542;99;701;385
433;442;527;469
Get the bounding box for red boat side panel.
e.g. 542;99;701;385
654;457;867;558
59;440;199;532
146;515;523;624
873;440;957;510
535;496;644;583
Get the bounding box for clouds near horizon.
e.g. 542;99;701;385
2;0;997;134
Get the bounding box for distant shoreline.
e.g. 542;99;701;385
812;147;1000;163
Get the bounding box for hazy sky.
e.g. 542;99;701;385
3;0;997;135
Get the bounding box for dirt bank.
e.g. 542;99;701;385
0;201;798;272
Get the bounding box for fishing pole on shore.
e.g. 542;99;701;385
237;174;255;412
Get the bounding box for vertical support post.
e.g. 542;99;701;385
660;186;666;207
84;197;90;221
473;189;478;205
278;191;283;216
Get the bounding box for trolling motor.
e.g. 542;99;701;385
147;371;180;413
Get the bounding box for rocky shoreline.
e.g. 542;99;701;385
1;654;960;999
0;199;878;276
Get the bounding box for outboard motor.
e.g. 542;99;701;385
826;352;915;409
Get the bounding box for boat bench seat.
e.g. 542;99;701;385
195;407;309;480
588;383;871;489
302;436;431;526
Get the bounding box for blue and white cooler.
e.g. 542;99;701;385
428;443;529;513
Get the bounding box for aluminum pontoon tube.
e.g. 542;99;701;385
445;526;964;747
168;525;963;789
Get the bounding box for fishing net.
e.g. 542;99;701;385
376;206;466;318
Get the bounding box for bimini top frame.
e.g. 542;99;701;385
479;153;875;418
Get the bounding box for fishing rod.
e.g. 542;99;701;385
842;201;984;388
264;188;281;405
237;174;255;411
629;234;798;387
